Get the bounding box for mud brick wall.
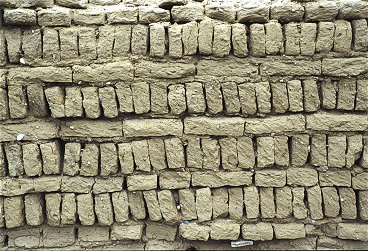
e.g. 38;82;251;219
0;0;368;250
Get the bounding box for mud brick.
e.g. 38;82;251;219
132;140;151;172
80;144;99;176
333;20;352;53
111;224;144;241
198;19;213;55
158;190;178;223
78;27;97;60
250;23;265;57
271;82;289;113
306;185;324;220
112;191;129;223
186;82;206;113
64;87;83;117
339;188;357;220
165;138;185;169
150;23;166;58
205;83;223;114
303;79;320;112
0;88;8;120
116;84;134;113
196;187;212;222
168;24;183;58
146;222;177;241
118;143;134;174
322;187;340;218
99;87;118;118
45;193;61;226
179;189;197;220
285;23;300;55
210;221;240;240
43;28;60;62
274;136;289;166
22;143;42;177
359;191;368;220
291;134;309;166
100;143;118;176
352;173;368;190
232;23;247;57
63;143;81;176
212;188;228;219
4;196;24;228
275;187;292;219
352;19;368;51
45;86;65;118
4;9;36;25
77;193;95;225
114;25;132;56
5;144;23;177
300;23;317;56
328;135;347;168
256;170;286;188
27;84;48;117
287;80;303;112
8;85;28;119
180;223;210;241
255;82;271;114
25;194;43;226
127;174;157;191
287;167;318;187
242;222;273;241
310;134;327;167
131;82;150;114
321;79;337;109
97;26;114;59
143;190;162;221
160;171;190;189
337;223;368;242
222;82;241;113
128;191;146;220
147;139;166;171
316;22;334;53
238;83;257;115
346;135;363;168
265;21;283;55
273;223;306;239
182;21;198;55
244;186;259;219
228;188;243;220
93;176;124;194
212;23;231;57
337;80;356;111
292;187;308;219
219;138;238;170
61;193;76;225
186;136;203;169
319;170;351;187
81;87;100;118
202;138;220;170
4;28;22;63
257;137;275;168
168;84;186;114
131;24;148;55
40;141;61;175
260;187;275;218
237;136;255;169
356;80;368;111
150;83;168;114
95;193;113;225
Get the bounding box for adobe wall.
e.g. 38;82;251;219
0;0;368;250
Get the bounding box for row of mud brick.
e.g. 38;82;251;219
1;185;368;228
1;134;368;177
2;19;368;65
2;0;368;25
1;78;367;121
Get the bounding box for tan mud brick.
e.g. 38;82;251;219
265;21;283;55
182;21;198;55
324;57;368;77
186;137;202;169
337;223;368;241
333;20;352;53
111;224;144;240
43;227;75;248
93;176;124;194
168;84;186;114
306;113;368;132
97;26;114;59
285;23;300;55
59;28;78;60
255;82;271;114
4;28;22;63
0;31;6;66
238;83;257;115
77;193;95;225
8;67;71;83
328;135;347;168
158;190;178;223
322;187;340;218
4;196;24;228
64;87;83;117
256;170;286;188
80;144;99;176
310;134;327;167
94;193;113;225
257;137;275;168
287;80;303;112
359;191;368;220
352;173;368;190
237;136;255;169
198;19;213;55
242;223;273;241
27;84;48;117
222;82;241;113
24;194;43;226
186;82;205;113
303;79;320;112
356;80;368;111
136;61;196;79
127;174;157;191
61;193;76;225
22;28;42;62
0;144;6;176
8;85;28;119
5;144;23;177
262;59;321;76
63;143;81;176
237;4;269;23
168;24;183;58
146;222;177;241
211;221;240;240
78;226;109;243
100;143;118;176
139;6;169;23
271;82;289;113
316;22;334;53
260;187;275;218
99;87;118;118
339;188;357;220
271;2;304;22
143;190;162;221
273;223;306;239
292;187;308;219
128;191;146;220
179;223;210;241
192;171;252;188
212;23;231;57
338;0;368;19
39;7;72;27
43;28;60;62
132;140;150;172
231;23;247;57
73;9;105;25
275;187;292;218
7;228;42;249
307;185;324;220
115;84;134;113
33;176;61;193
274;136;289;166
112;191;129;222
352;19;368;51
199;138;219;170
45;193;61;226
245;114;305;134
287;167;318;187
124;118;183;137
45;86;65;118
337;80;356;111
61;176;94;193
212;188;228;219
118;143;134;174
22;143;42;177
165;138;185;169
78;27;97;60
305;1;338;21
291;134;309;166
131;24;149;55
319;170;351;187
107;6;137;24
150;83;168;114
228;188;243;220
147;139;166;171
219;138;238;170
205;4;236;22
185;117;245;136
196;187;212;222
321;79;337;109
81;87;100;118
114;25;132;56
361;140;368;168
179;189;197;220
250;23;265;57
0;88;9;120
300;23;317;56
40;141;61;175
160;171;190;189
150;23;166;57
346;135;363;168
4;9;36;25
205;83;223;114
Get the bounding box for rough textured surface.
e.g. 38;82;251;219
0;0;368;250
